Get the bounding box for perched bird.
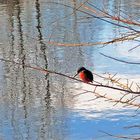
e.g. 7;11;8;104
74;67;93;83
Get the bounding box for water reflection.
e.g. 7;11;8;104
0;0;140;140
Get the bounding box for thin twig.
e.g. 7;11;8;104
100;53;140;65
99;130;139;140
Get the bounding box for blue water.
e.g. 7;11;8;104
0;0;140;139
67;111;140;140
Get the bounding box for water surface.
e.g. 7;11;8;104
0;0;140;140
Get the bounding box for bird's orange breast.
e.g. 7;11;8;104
79;71;91;83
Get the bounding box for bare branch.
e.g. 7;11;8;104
99;130;140;140
87;2;140;27
100;53;140;65
0;58;140;95
47;2;140;33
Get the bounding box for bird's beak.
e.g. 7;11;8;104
74;73;78;78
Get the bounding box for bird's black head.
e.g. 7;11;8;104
77;67;86;74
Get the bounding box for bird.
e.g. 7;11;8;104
74;67;93;83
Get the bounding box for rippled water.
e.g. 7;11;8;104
0;0;140;140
